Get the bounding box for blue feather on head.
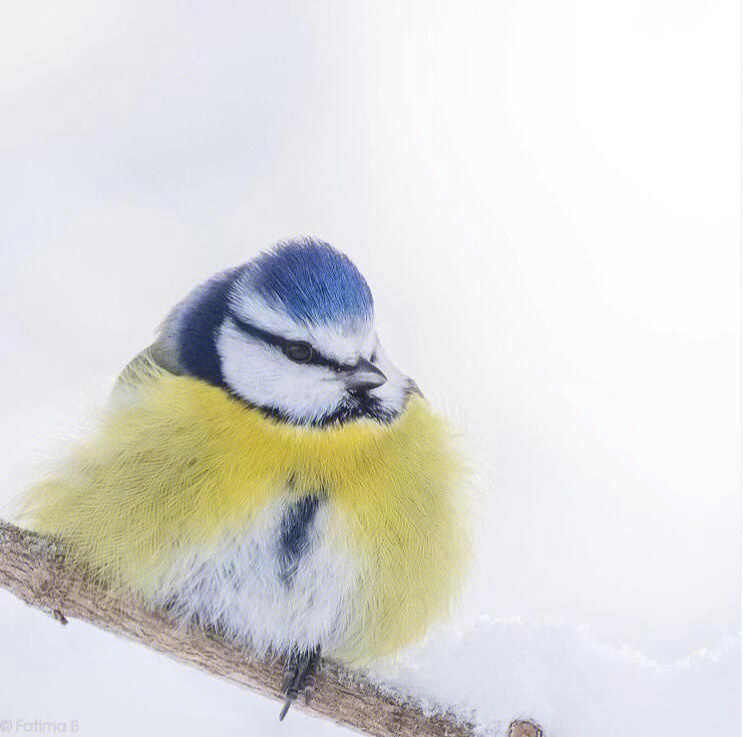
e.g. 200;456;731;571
243;238;374;326
177;238;374;388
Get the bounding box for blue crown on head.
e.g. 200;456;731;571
241;238;374;325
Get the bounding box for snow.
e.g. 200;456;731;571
0;2;739;735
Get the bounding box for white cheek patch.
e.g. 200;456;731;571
216;310;411;423
217;324;347;422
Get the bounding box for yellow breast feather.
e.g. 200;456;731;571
21;365;468;663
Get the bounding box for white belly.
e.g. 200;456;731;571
149;493;361;657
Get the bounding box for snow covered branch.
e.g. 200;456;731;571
0;520;542;737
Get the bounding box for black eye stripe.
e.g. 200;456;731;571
227;312;352;372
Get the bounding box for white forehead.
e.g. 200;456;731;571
229;291;376;363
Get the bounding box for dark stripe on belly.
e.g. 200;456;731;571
278;496;320;586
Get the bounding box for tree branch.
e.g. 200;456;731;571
0;519;542;737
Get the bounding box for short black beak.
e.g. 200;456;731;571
342;357;387;391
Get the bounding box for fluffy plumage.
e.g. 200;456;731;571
22;364;466;664
20;239;468;686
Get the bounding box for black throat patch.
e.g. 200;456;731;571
253;389;400;427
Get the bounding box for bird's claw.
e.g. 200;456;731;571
278;645;322;720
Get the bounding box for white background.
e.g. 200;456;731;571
0;2;739;735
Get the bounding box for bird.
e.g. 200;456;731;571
20;237;467;719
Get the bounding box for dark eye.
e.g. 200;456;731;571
283;341;313;363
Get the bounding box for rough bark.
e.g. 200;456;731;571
0;519;542;737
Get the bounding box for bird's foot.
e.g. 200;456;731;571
279;645;322;720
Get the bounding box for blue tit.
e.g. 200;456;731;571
21;237;467;718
